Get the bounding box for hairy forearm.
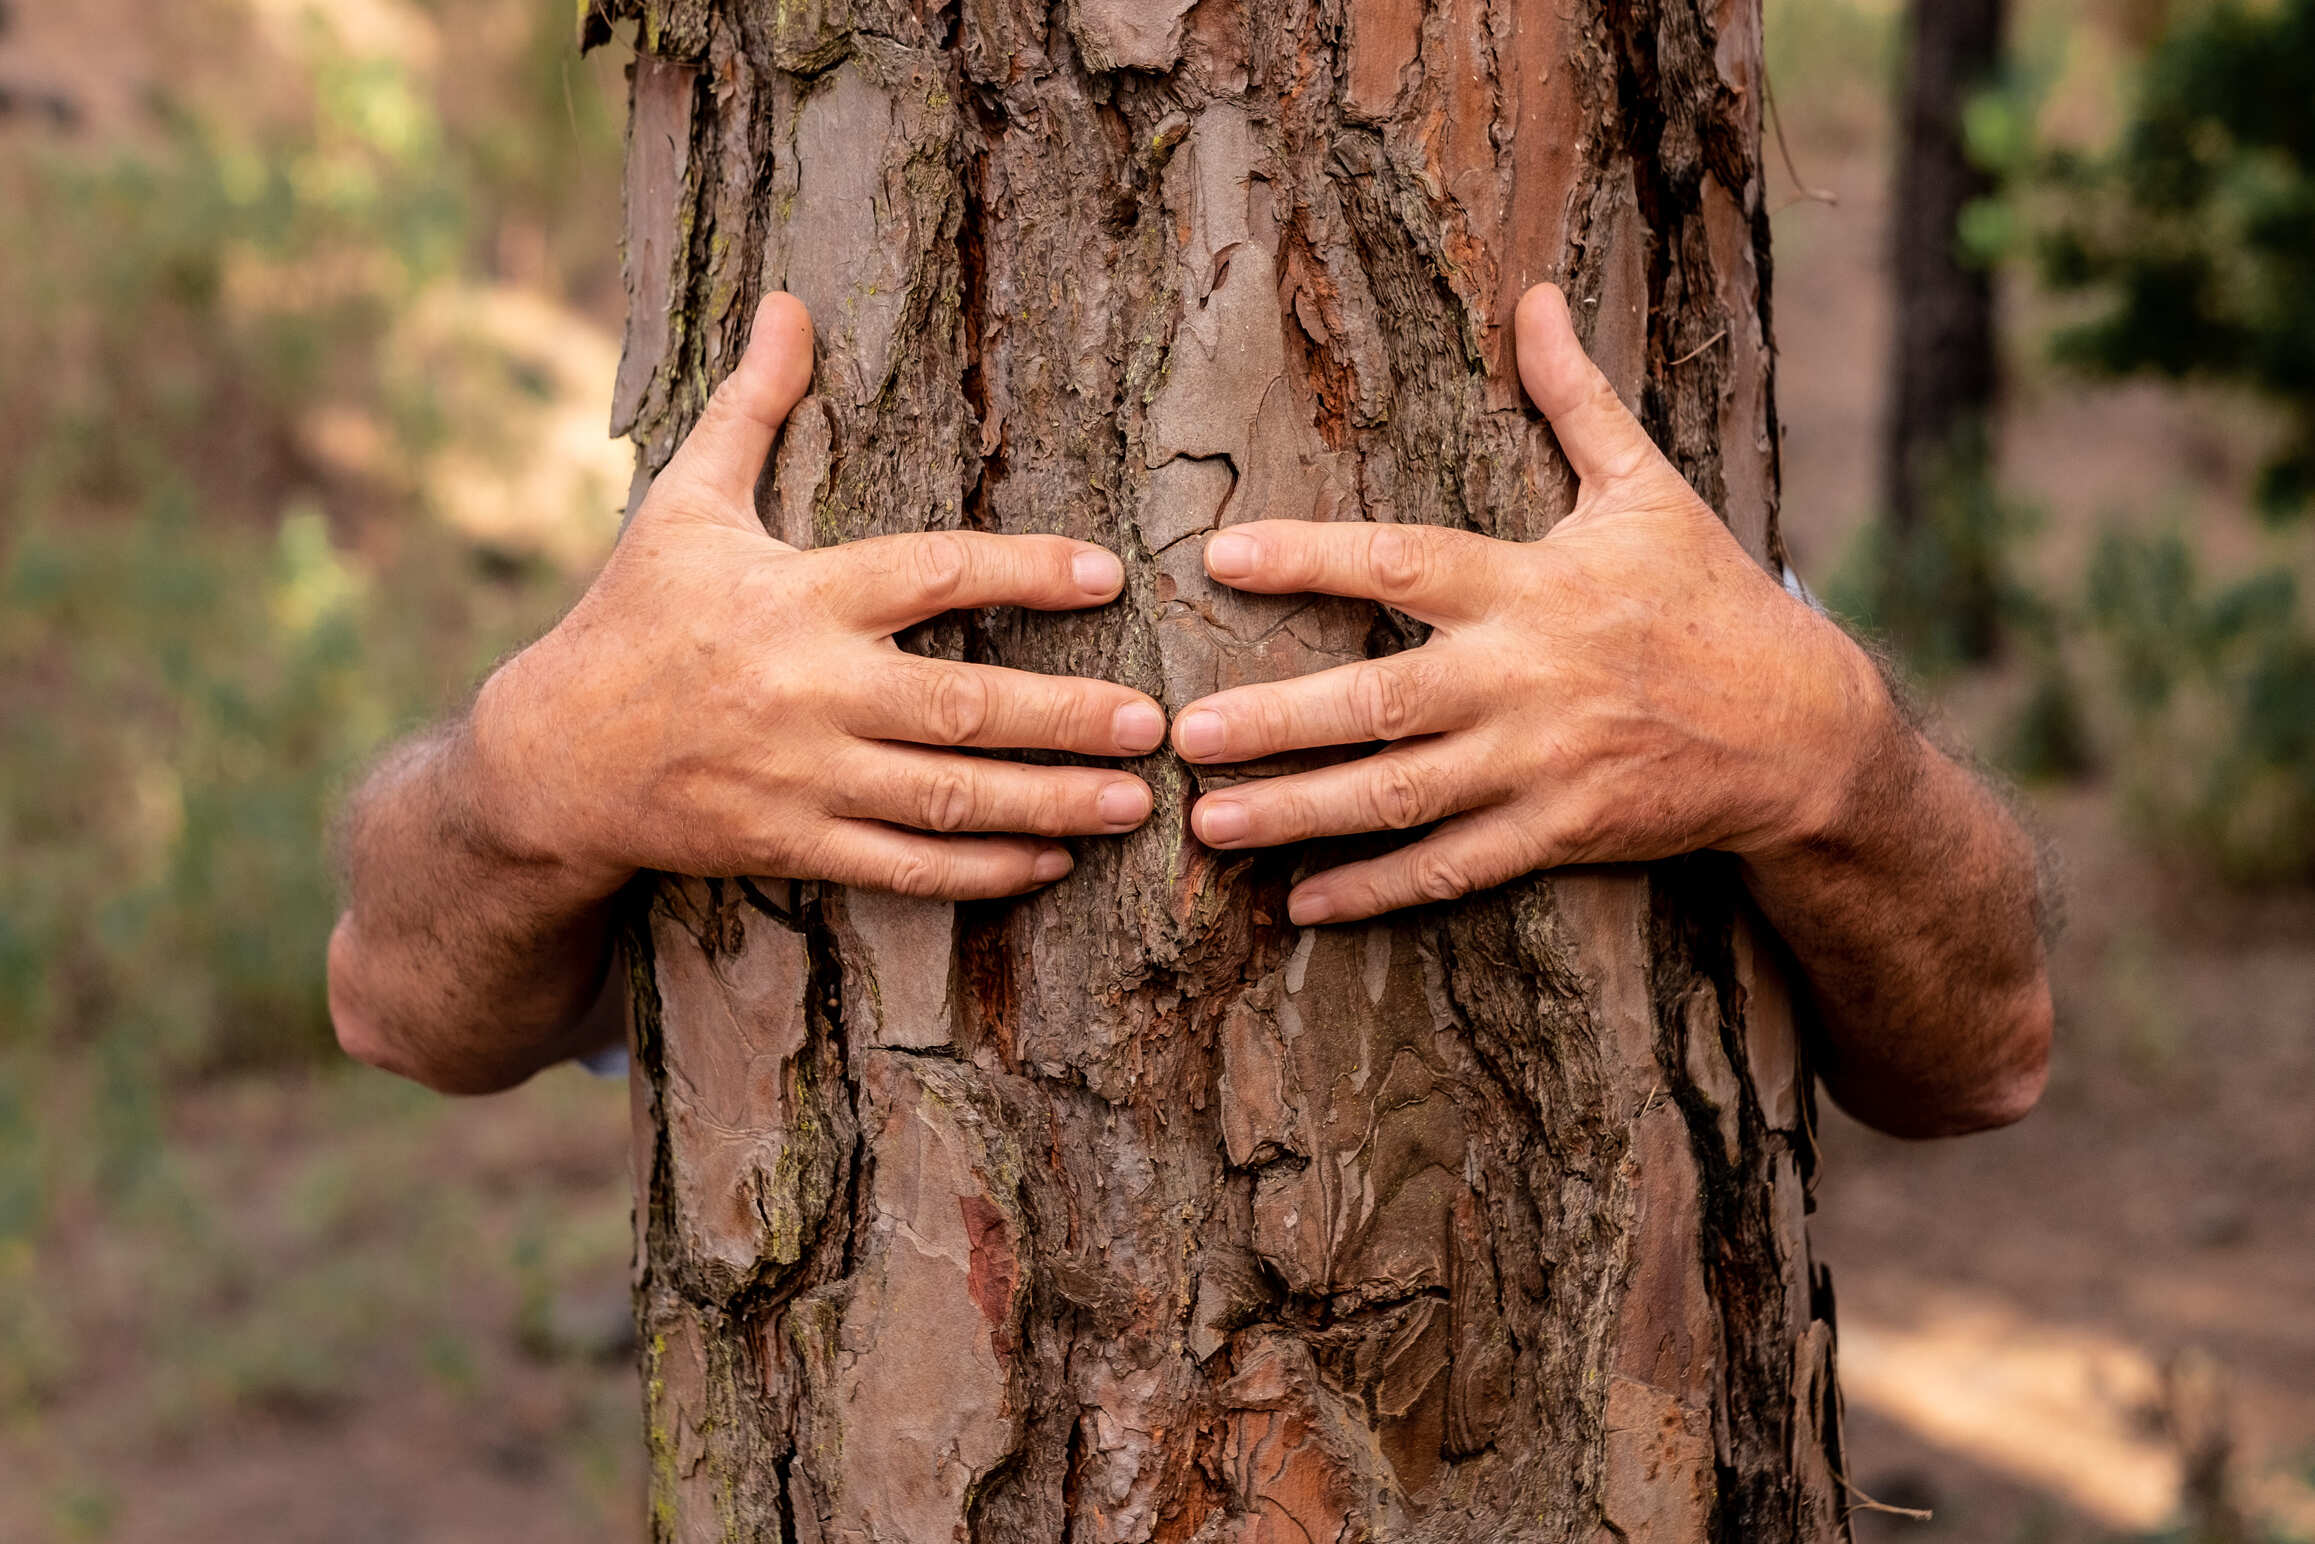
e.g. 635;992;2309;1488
1741;700;2053;1139
328;717;625;1095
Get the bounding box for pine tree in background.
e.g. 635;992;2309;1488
1883;0;2009;665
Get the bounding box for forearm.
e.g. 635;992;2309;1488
328;716;627;1095
1740;700;2053;1139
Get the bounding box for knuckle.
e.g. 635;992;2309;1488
909;532;971;607
1353;661;1417;741
1040;534;1085;587
1033;778;1074;833
1586;374;1626;422
1367;525;1430;600
1028;682;1078;746
921;769;979;832
1589;385;1651;478
1369;761;1431;830
776;821;842;883
740;661;795;729
925;669;992;745
698;384;748;435
1262;784;1308;840
801;557;871;628
1252;693;1296;752
1539;811;1589;867
1071;683;1117;745
886;850;948;898
1410;847;1472;903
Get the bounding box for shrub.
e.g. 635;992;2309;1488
2082;527;2315;881
2041;0;2315;519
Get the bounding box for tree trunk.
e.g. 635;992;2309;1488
1882;0;2005;662
596;1;1849;1538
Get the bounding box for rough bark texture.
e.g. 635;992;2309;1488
1883;0;2004;660
594;2;1850;1538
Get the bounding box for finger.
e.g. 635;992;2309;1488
653;292;816;521
1285;809;1538;923
1172;653;1478;763
818;822;1075;900
1201;521;1507;627
842;749;1153;836
856;656;1167;756
822;531;1126;634
1513;283;1664;486
1190;741;1482;849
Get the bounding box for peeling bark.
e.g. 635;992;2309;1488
602;2;1848;1538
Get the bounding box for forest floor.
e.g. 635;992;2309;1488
2;1;2310;1541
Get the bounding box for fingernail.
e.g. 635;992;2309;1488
1098;781;1150;827
1288;891;1335;925
1033;848;1074;883
1198;800;1249;844
1073;548;1124;594
1206;532;1256;580
1177;709;1226;759
1112;702;1165;754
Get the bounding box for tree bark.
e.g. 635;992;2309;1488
1882;0;2005;661
596;2;1850;1538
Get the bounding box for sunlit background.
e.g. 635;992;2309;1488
0;1;2308;1539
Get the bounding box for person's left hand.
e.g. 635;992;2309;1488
1170;283;1896;925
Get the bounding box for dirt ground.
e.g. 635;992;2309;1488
1775;94;2315;1541
1817;787;2315;1542
2;2;2309;1541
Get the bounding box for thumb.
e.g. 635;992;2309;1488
652;291;815;522
1514;283;1662;487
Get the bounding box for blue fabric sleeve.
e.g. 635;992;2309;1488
576;1043;630;1078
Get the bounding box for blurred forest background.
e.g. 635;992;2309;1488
0;0;2307;1539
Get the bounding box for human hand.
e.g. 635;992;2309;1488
1170;283;1895;924
469;293;1166;901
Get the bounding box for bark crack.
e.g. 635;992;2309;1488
630;1;1834;1535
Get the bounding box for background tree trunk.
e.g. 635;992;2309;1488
1882;0;2006;662
595;1;1850;1538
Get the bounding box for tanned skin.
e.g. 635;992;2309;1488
329;294;1169;1094
331;285;2050;1137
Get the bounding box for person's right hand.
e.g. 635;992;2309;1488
468;292;1166;901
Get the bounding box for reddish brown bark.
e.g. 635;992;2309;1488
594;2;1850;1538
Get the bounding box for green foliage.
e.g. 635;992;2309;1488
1826;433;2041;675
0;55;456;507
2002;653;2098;784
1891;431;2018;669
2083;526;2315;881
1919;1;2315;877
2041;0;2315;518
0;498;553;1078
0;5;640;1521
1953;19;2071;269
0;6;616;1088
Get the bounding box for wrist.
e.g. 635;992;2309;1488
463;642;633;899
1762;624;1916;859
